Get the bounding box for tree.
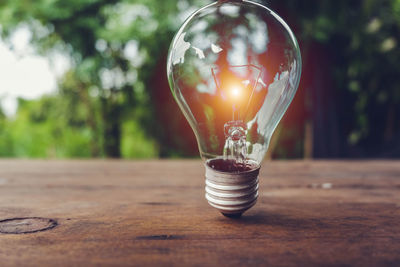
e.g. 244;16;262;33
1;0;399;158
0;0;200;157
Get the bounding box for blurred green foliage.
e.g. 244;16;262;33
267;0;400;157
0;0;399;158
0;0;200;158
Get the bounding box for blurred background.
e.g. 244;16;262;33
0;0;399;159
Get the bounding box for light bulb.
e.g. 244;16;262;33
167;0;301;217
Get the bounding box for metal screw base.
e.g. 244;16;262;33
205;162;260;217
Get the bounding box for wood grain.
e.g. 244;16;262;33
0;160;399;266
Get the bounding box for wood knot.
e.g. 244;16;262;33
0;217;57;234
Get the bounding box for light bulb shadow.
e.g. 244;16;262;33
221;210;330;230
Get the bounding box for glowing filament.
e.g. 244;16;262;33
230;86;242;98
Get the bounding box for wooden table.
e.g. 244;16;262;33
0;160;399;266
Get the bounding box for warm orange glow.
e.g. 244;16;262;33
230;85;242;99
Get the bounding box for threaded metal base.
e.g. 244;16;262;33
205;161;260;217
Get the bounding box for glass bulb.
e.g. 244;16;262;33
167;0;301;217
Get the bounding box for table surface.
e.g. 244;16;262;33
0;160;399;266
